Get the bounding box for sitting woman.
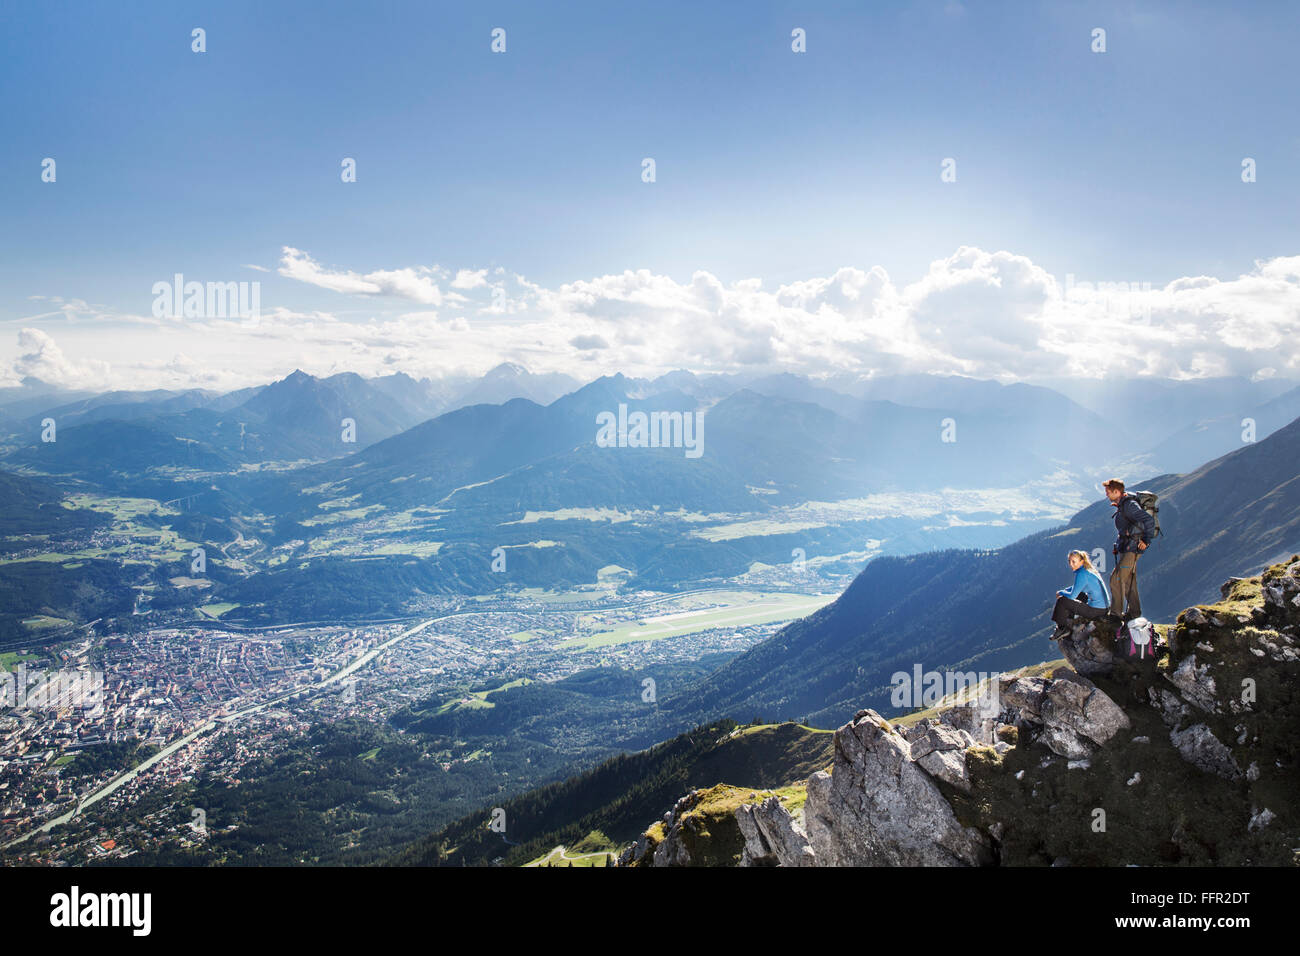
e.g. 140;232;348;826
1050;550;1113;640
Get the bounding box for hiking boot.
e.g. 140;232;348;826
1050;627;1071;641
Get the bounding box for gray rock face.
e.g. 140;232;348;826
1170;723;1242;780
735;796;815;867
653;828;692;866
909;722;969;760
1263;560;1300;609
618;831;654;866
1220;577;1247;599
619;789;703;866
1000;671;1129;759
1247;807;1276;831
1148;686;1190;727
798;710;994;866
937;701;999;745
1039;725;1091;760
651;790;713;867
1166;654;1218;713
1247;628;1298;663
999;675;1048;717
1055;617;1117;676
916;746;972;792
1047;673;1131;751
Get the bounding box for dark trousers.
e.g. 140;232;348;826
1110;551;1140;619
1052;595;1109;629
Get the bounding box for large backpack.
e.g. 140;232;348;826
1130;490;1162;539
1119;617;1157;659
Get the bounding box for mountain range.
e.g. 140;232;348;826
3;366;1299;641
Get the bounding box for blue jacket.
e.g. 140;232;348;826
1113;494;1156;554
1058;566;1112;609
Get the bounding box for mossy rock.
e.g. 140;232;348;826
945;561;1300;866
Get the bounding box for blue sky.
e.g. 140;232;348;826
1;0;1298;388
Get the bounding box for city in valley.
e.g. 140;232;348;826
0;578;837;864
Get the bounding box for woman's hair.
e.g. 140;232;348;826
1068;549;1095;570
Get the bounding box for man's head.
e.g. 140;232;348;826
1102;478;1125;505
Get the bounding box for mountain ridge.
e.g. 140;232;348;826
658;414;1300;730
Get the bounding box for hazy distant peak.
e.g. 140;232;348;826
485;362;529;378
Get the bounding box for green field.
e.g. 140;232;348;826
16;493;201;565
503;507;640;525
525;844;617;867
301;537;442;557
691;518;830;541
732;722;832;738
300;504;386;527
198;602;241;619
430;677;536;715
63;494;180;519
566;591;835;650
21;615;73;632
517;827;624;863
0;651;38;671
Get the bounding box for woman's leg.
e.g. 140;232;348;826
1052;596;1071;628
1076;601;1108;620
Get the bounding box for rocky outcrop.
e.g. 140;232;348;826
1261;559;1300;611
1053;617;1118;676
618;783;765;867
735;795;814;867
994;668;1130;759
622;558;1300;867
911;721;977;792
653;708;997;867
1166;654;1218;713
618;789;703;867
796;710;995;866
1169;723;1241;780
1153;561;1300;783
1040;671;1130;758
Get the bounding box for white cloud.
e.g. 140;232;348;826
11;328;111;387
278;246;443;305
8;247;1299;391
450;268;488;290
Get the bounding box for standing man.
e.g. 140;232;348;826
1103;478;1156;621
